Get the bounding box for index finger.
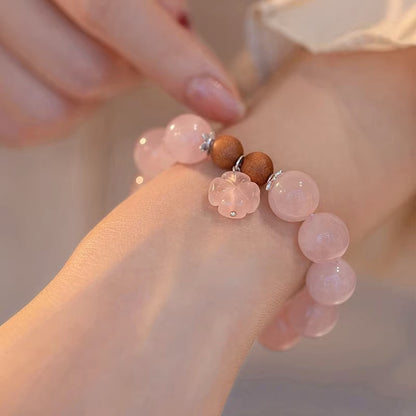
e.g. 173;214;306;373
50;0;245;123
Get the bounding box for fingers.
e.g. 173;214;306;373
0;0;136;101
0;44;83;146
51;0;245;123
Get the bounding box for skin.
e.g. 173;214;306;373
0;0;244;146
0;50;415;415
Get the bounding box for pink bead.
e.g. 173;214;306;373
133;128;175;180
287;290;339;338
298;213;350;263
163;114;212;164
268;170;320;222
208;171;260;219
258;309;300;351
306;259;357;306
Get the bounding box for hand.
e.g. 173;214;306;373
0;0;244;146
0;50;415;415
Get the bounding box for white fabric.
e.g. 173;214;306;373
247;0;416;77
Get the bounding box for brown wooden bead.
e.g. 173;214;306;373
241;152;274;186
211;135;244;170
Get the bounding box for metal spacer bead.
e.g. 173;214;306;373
232;155;245;172
199;131;216;154
265;170;283;191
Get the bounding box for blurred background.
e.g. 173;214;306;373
0;0;415;414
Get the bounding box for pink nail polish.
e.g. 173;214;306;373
185;76;245;123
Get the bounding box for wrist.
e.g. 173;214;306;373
0;161;308;415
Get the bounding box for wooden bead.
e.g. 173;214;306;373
211;135;244;170
241;152;274;186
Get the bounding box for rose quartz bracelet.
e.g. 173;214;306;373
134;114;357;350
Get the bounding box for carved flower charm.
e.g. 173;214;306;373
208;171;260;219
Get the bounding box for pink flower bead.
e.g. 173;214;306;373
268;170;320;222
208;171;260;219
306;259;357;306
287;290;339;338
163;114;212;164
258;309;300;351
134;128;175;180
298;212;350;263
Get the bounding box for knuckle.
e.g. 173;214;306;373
61;57;113;101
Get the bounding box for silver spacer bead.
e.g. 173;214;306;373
265;170;283;191
230;211;237;217
199;131;216;154
232;155;245;172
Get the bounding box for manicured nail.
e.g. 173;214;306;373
177;13;191;29
185;76;245;123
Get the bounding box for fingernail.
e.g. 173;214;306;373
177;13;191;30
185;76;245;123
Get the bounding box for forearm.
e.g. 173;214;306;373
0;50;415;415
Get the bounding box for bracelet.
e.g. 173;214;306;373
133;114;357;350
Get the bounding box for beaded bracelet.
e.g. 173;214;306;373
133;114;357;350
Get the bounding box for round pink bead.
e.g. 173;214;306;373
298;213;350;263
258;309;300;351
287;290;339;338
268;170;320;222
133;128;175;179
306;259;357;306
163;114;211;164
